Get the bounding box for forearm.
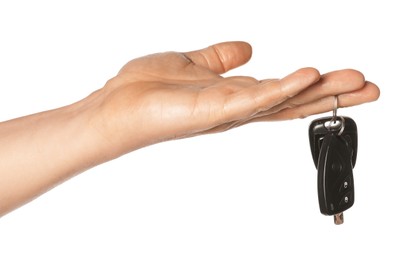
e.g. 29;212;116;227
0;93;109;216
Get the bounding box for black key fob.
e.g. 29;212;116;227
309;116;358;222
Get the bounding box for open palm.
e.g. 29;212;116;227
96;41;379;152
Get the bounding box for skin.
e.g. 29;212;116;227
0;41;380;217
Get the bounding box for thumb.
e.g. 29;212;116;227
184;41;252;74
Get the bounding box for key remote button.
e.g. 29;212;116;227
339;176;353;192
338;191;354;208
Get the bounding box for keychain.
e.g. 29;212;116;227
308;96;358;224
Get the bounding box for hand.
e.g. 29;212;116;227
0;41;380;216
92;41;379;156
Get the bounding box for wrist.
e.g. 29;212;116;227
0;92;111;215
61;89;118;168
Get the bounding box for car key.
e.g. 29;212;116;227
308;100;358;224
309;116;358;169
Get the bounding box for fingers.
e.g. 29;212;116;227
249;69;369;118
221;67;321;122
204;70;379;131
250;81;380;122
338;81;380;107
184;41;253;74
205;81;379;133
281;69;366;108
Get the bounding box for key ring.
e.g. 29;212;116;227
326;96;345;135
332;95;338;123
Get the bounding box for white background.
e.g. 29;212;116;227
0;0;415;259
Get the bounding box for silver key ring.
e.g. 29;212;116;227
326;96;345;135
332;95;338;123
